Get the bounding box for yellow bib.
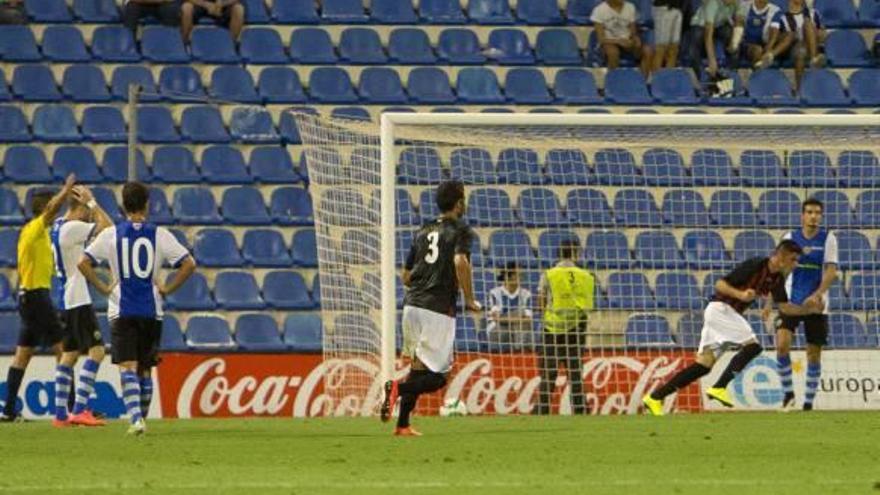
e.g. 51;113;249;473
543;266;595;334
17;218;54;290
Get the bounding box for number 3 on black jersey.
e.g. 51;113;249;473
424;231;440;264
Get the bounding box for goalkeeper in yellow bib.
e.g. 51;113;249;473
535;239;595;415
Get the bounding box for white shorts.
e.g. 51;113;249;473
698;302;757;357
402;305;455;373
652;5;682;45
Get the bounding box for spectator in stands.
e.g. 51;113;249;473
181;0;245;42
0;0;25;24
732;0;784;70
486;262;533;351
123;0;181;34
591;0;653;76
774;0;826;89
685;0;738;80
652;0;685;70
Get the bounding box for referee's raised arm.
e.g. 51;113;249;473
38;173;77;227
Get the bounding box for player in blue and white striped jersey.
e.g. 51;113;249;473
78;182;195;435
774;0;826;87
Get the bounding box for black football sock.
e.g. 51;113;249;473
396;393;417;428
398;370;447;396
713;343;763;389
650;363;711;400
3;366;25;417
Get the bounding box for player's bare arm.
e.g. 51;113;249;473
805;263;837;308
454;253;480;312
40;174;77;227
72;186;113;234
401;268;411;287
157;256;196;297
77;255;112;296
715;279;756;303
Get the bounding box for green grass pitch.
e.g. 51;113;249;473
0;412;877;495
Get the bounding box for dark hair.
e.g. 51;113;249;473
122;181;149;214
776;239;804;255
436;180;464;213
802;198;823;213
30;190;54;216
498;261;519;282
557;239;580;260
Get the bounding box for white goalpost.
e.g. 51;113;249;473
294;111;880;416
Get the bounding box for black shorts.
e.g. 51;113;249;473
192;4;235;27
61;305;103;354
111;317;162;368
17;289;63;348
778;314;829;346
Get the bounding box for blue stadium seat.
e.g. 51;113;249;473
566;0;596;23
173;187;222;224
371;0;418;23
62;65;110;102
283;314;322;352
518;188;566;227
584;231;630;268
330;106;371;121
535;29;581;65
193;228;243;267
339;28;387;64
594;148;644;186
0;273;16;310
437;29;486;64
709;190;756;227
516;0;562;23
289;28;337;64
388;28;436;64
656;272;702;310
4;146;51;182
800;69;851;106
181;106;229;144
159;66;205;102
634;231;684;269
215;272;266;310
849;273;880;310
758;190;801;228
0;26;41;62
270;187;313;225
90;186;122;222
691;149;738;186
546;149;590;185
33;105;80;142
826;314;865;349
683;230;729;270
650;68;700;104
504;68;552;104
359;68;408;104
867;317;880;347
235;314;284;351
739;149;789;187
190;27;240;64
846;69;880;105
272;0;319;23
676;312;703;348
859;0;880;27
838;150;880;187
407;68;456;104
0;188;23;225
748;69;797;106
222;187;271;225
137;106;180;143
608;273;655;310
553;69;601;104
566;189;614;226
152;146;200;183
487;29;535;65
308;68;358;103
835;230;875;270
264;270;314;309
111;66;159;102
186;316;236;349
467;188;516;226
451;148;497;184
643;148;691;186
0;70;10;102
210;67;262;104
141;26;189;63
732;231;773;262
73;0;119;22
824;30;871;67
52;146;102;183
166;273;216;311
91;26;138;62
291;228;317;267
626;314;675;346
229;107;279;143
258;67;306;103
810;190;854;228
0;229;18;266
398;146;443;184
855;191;880;227
12;65;61;102
42;26;90;62
467;0;514;24
25;0;72;21
814;0;858;27
419;189;441;220
147;187;173;224
0;314;21;352
240;28;287;64
604;69;652;104
367;188;420;225
497;148;543;185
203;146;251;184
457;68;506;103
100;146;151;182
535;229;578;265
243;229;292;267
250;147;298;184
420;0;466;23
321;0;368;22
662;189;709;227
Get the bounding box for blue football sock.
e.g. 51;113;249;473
54;365;73;421
72;358;100;415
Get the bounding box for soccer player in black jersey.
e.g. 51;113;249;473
380;180;481;436
643;240;823;415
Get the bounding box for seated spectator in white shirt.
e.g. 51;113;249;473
591;0;654;76
774;0;825;89
487;263;533;350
